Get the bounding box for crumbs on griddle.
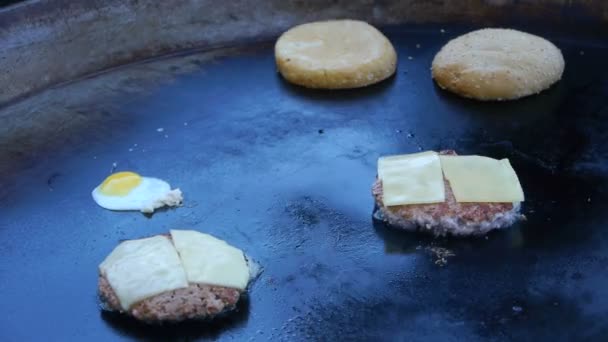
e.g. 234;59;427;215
425;246;455;266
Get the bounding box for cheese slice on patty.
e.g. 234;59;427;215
378;151;446;206
99;235;188;310
440;155;524;203
170;230;250;290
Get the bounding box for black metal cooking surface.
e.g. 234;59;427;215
1;25;607;341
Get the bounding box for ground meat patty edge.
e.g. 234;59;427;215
98;274;242;323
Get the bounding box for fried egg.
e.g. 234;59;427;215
92;171;183;213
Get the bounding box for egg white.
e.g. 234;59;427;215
92;177;181;212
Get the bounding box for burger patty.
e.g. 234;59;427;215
372;151;524;236
98;233;247;323
99;274;242;323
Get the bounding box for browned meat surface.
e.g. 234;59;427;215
372;178;514;224
98;274;241;323
98;233;245;323
372;150;524;236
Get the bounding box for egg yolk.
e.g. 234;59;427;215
99;171;142;196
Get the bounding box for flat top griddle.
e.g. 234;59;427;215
1;25;607;341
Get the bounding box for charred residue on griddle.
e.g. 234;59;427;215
285;196;324;226
274;195;372;257
46;172;61;191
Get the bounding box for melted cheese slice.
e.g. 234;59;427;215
440;155;524;203
99;236;188;310
170;230;250;290
378;151;446;206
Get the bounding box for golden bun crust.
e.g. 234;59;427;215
432;28;564;101
275;20;397;89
